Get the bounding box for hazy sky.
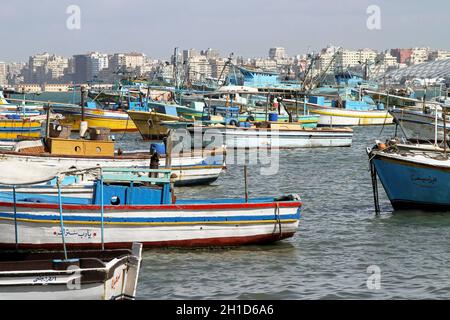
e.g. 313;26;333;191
0;0;449;62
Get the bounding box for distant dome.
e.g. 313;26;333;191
381;59;450;81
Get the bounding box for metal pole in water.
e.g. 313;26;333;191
370;160;380;215
13;186;18;251
100;169;105;251
57;181;68;260
244;165;248;203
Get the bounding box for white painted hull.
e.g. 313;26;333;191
307;104;393;126
0;152;225;186
0;202;301;248
0;265;127;300
0;244;142;300
189;127;353;149
390;109;445;141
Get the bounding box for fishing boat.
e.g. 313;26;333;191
284;95;392;126
185;122;354;149
127;108;184;140
0;91;45;140
51;104;138;132
0;117;43;140
0;137;226;187
0;243;142;300
0;165;302;248
367;139;450;211
390;107;447;142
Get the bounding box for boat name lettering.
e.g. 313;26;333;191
411;175;437;184
33;276;57;284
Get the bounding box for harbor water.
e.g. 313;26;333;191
113;126;450;300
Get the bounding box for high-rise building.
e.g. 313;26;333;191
24;53;69;84
183;49;199;63
335;48;377;68
428;50;450;61
87;52;109;81
73;54;90;83
187;55;211;82
110;52;146;74
410;47;430;65
202;48;220;59
7;62;26;85
73;52;108;83
269;47;286;59
390;48;413;64
0;62;7;87
210;58;229;80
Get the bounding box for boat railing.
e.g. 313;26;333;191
100;168;172;185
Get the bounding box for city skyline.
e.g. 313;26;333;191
0;0;449;62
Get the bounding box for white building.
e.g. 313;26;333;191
87;52;109;80
110;52;146;73
269;47;286;59
410;47;430;65
0;62;7;86
336;48;378;68
429;50;450;62
187;55;212;82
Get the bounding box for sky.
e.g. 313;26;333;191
0;0;449;62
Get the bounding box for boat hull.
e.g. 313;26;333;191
0;246;142;300
0;119;42;140
307;104;393;126
0;201;301;248
390;109;445;142
0;151;225;186
51;106;137;132
370;151;450;210
127;110;181;140
188;127;353;149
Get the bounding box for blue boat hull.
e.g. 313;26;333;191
372;155;450;211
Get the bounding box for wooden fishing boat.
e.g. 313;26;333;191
0;243;143;300
0;138;226;187
367;139;450;211
390;107;447;142
0;117;43;140
0;167;302;249
284;99;392;126
171;122;354;149
127;109;184;140
51;105;138;132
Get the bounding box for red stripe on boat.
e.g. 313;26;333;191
0;232;296;249
0;201;302;211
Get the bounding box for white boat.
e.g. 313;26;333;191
300;101;392;126
0;243;143;300
0;141;226;186
185;123;353;149
0;166;302;249
390;108;447;142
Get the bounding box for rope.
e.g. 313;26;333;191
274;203;282;238
57;181;68;260
12;186;19;251
100;169;105;251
